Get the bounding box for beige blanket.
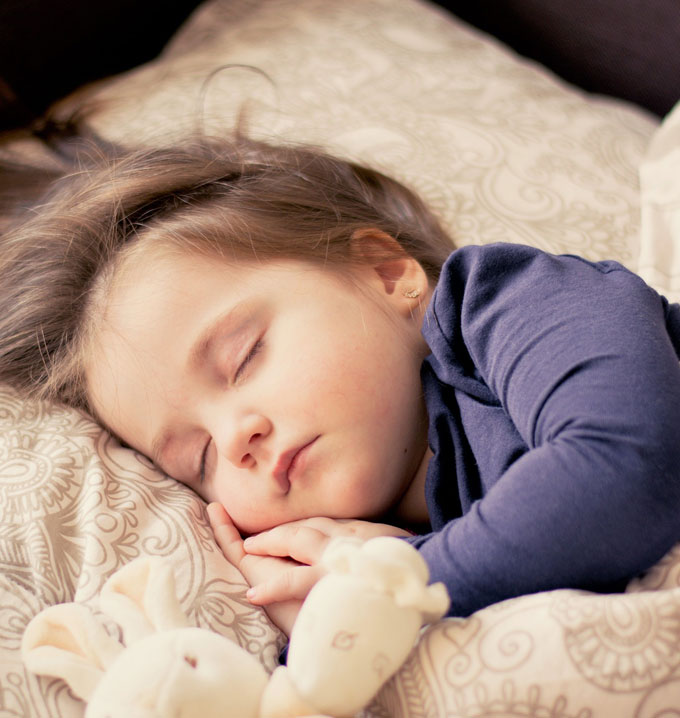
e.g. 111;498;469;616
2;1;678;715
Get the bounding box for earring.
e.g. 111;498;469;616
402;288;421;298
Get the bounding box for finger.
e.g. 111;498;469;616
247;565;325;606
243;525;330;565
207;502;246;565
276;516;413;539
237;553;301;594
270;516;351;533
262;599;303;638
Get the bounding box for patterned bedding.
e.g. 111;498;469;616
2;0;679;715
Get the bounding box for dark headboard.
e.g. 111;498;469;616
434;0;680;117
0;0;203;130
2;0;678;132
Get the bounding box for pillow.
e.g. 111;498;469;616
368;557;680;717
3;1;675;717
0;384;285;715
66;0;657;269
637;101;680;302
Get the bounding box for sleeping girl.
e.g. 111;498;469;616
1;134;679;637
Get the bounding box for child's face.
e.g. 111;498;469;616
87;247;430;534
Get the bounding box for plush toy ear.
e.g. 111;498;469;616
99;557;189;645
22;603;123;702
323;537;450;622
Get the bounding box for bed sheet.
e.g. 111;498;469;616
638;100;680;303
2;0;679;716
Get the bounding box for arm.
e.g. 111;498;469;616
415;244;680;616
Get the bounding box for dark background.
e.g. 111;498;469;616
433;0;680;118
1;0;679;132
0;0;203;129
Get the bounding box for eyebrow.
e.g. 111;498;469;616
150;302;249;472
188;302;248;369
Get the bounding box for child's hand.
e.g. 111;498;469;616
241;517;412;606
207;502;305;637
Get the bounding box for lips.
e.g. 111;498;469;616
273;436;318;492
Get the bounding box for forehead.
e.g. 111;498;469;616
100;251;231;364
85;248;244;425
109;245;233;310
83;247;347;436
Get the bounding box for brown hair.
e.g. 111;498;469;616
0;134;454;411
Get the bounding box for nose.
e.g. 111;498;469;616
221;412;272;468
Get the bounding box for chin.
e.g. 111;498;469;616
235;517;278;535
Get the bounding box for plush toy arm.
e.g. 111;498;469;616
260;667;332;718
21;603;123;702
100;556;189;644
322;537;450;620
282;537;450;717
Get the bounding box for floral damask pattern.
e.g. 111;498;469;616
0;387;283;718
366;586;680;717
80;0;657;268
3;0;679;716
552;591;680;692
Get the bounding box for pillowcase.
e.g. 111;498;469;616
70;0;657;269
2;1;674;716
367;557;680;717
638;101;680;302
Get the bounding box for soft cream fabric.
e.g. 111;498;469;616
0;386;284;716
78;0;657;267
3;0;679;716
365;560;680;717
638;101;680;302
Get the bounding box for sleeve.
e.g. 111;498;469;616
412;243;680;617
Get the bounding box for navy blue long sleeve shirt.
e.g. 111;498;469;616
409;243;680;617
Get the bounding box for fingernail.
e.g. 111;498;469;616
243;537;253;549
246;587;257;600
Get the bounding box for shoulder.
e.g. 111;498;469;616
434;242;655;308
425;242;665;353
439;242;633;281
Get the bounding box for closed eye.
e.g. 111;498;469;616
197;338;263;483
234;338;264;382
199;439;211;483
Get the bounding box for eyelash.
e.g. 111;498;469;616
234;338;264;382
199;441;210;484
198;338;264;483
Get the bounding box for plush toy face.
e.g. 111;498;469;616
87;628;269;718
21;560;272;718
287;575;424;717
22;540;449;718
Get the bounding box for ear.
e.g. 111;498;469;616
350;228;429;315
100;557;189;645
22;603;123;702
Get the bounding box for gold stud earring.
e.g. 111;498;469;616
403;288;421;298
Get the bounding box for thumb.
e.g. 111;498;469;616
207;502;246;565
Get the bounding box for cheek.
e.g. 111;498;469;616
268;341;351;415
327;460;402;520
326;347;414;423
211;486;279;534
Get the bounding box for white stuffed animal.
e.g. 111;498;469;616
22;537;449;718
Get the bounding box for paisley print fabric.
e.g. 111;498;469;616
0;387;284;716
3;0;679;715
